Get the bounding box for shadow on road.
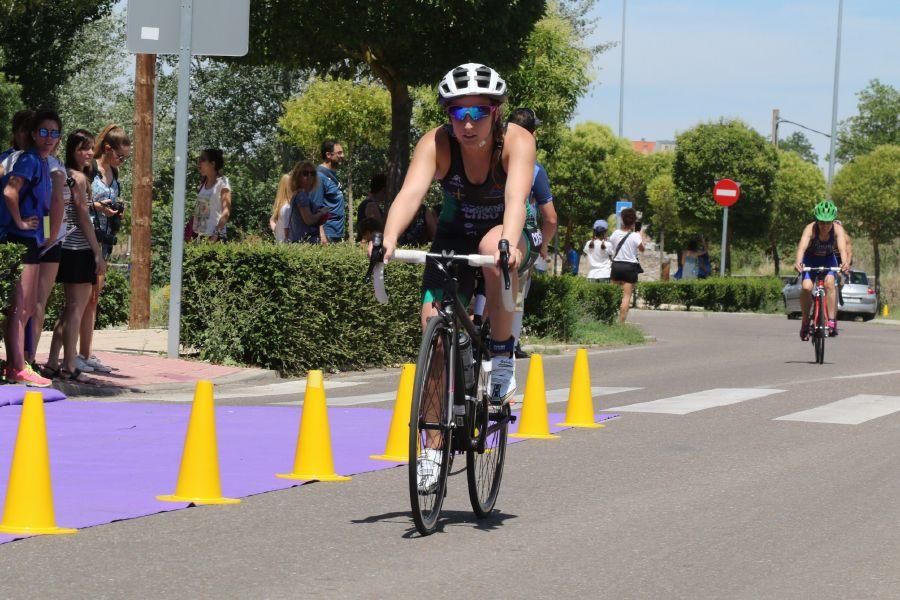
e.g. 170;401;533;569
351;509;518;537
784;360;836;365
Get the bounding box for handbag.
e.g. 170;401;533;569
611;232;644;273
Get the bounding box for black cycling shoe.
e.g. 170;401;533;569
800;322;810;341
514;342;530;359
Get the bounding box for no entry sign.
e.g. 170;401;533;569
713;179;741;207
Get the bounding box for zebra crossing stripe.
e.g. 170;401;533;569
775;395;900;425
607;388;786;415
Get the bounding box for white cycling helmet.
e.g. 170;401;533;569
438;63;507;105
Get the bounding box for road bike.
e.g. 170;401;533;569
802;266;838;365
367;233;516;536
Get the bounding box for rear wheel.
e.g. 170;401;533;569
466;355;510;518
409;316;453;536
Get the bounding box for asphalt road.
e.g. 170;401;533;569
2;310;899;599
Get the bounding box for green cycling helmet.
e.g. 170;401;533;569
813;199;838;222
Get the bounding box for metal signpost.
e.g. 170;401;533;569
712;179;740;277
126;0;249;358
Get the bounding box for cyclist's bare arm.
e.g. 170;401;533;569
498;123;536;268
539;202;557;259
834;222;851;270
381;127;442;259
794;223;814;271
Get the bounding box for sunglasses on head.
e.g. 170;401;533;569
447;105;495;122
38;128;61;139
117;153;129;162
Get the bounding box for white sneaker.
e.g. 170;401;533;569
82;355;112;373
489;355;516;405
74;356;95;373
417;448;443;495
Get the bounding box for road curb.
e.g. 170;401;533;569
53;367;279;398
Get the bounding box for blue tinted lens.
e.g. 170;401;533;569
448;106;492;122
38;128;60;139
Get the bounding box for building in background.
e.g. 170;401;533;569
630;139;676;154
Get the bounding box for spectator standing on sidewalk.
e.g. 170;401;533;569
583;219;613;282
0;110;35;176
191;148;231;242
355;172;386;240
288;160;327;244
269;173;292;243
1;109;62;387
80;124;131;375
315;140;346;243
609;207;645;323
44;129;107;382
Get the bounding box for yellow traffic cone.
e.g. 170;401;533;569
511;354;560;440
370;364;415;462
277;370;351;482
557;349;604;429
157;381;240;505
0;391;76;535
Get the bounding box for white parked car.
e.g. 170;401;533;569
783;270;877;321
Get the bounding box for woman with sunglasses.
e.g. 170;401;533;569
377;63;536;406
1;109;63;386
288;160;328;244
77;124;131;375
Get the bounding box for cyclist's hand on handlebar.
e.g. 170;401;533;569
840;261;850;274
795;261;804;273
494;245;521;270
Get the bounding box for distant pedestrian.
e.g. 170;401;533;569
192;148;231;242
583;219;613;282
288;160;327;244
270;173;292;243
355;172;386;241
565;241;580;275
397;204;436;246
680;238;702;280
609;207;645;323
315;140;346;243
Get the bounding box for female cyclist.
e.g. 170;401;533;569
378;63;536;405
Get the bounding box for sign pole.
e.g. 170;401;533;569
720;207;728;277
166;0;193;358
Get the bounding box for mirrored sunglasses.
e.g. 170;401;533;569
38;128;61;139
447;105;495;122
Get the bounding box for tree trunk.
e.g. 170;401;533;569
770;234;781;277
659;227;665;278
346;163;354;241
873;238;881;293
129;53;156;329
386;81;412;204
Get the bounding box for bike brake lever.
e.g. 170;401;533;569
498;239;511;291
366;232;385;283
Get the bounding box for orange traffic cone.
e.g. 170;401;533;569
277;370;351;482
0;391;76;535
557;349;604;428
370;364;415;462
157;381;240;505
510;355;559;439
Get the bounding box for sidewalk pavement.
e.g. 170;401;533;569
33;328;277;397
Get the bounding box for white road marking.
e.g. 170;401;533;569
271;391;398;407
832;369;900;381
606;388;787;415
775;395;900;425
538;387;641;405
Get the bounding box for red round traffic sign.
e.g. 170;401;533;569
713;179;741;207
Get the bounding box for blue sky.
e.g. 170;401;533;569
574;0;900;170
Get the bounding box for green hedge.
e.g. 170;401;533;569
1;242;25;316
180;244;624;375
43;268;130;330
523;275;622;340
637;277;782;312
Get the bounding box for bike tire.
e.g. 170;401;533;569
466;355;510;518
814;296;826;364
409;316;453;536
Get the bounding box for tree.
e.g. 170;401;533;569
0;51;23;144
672;119;778;255
646;173;679;258
549;122;633;241
831;145;900;286
778;131;818;164
835;80;900;163
769;149;826;275
0;0;114;107
245;0;546;198
280;79;392;238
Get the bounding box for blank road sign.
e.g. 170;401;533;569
126;0;250;56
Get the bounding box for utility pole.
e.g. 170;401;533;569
617;0;627;138
771;108;780;147
827;0;844;187
129;53;156;329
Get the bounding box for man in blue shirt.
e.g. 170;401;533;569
314;140;346;243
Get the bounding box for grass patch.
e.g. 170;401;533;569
524;318;645;348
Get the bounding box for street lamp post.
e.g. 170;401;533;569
827;0;844;187
618;0;627;138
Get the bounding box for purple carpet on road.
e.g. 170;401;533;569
0;402;616;543
0;385;66;407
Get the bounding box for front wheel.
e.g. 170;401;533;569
813;295;826;364
466;361;510;518
409;316;453;536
